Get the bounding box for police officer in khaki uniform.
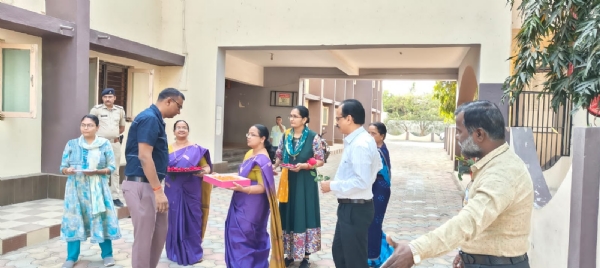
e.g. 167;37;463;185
90;88;127;207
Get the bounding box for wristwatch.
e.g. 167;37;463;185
408;243;421;265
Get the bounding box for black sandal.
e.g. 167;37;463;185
285;258;294;267
299;258;311;268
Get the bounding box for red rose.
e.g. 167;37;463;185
307;158;317;166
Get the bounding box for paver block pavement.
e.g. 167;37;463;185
0;141;460;267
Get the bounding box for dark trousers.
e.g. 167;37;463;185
367;178;391;259
465;262;529;268
332;202;375;268
464;254;530;268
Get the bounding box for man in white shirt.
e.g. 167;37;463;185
270;116;286;164
270;115;286;146
321;99;382;268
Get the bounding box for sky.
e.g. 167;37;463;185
382;80;436;96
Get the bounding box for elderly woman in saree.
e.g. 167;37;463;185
59;114;121;268
224;124;285;268
366;122;394;268
164;120;213;265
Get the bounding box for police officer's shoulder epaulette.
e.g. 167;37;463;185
93;104;104;109
114;104;124;109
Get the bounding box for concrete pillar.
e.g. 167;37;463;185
568;127;600;268
41;0;91;173
353;80;373;127
333;79;345;144
478;83;510;143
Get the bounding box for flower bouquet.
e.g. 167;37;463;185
307;158;330;182
167;166;205;180
167;166;204;173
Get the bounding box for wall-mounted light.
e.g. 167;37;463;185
98;35;111;40
59;25;74;31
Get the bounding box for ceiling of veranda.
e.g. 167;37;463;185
226;47;472;71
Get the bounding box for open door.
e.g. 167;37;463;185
127;68;154;121
88;57;99;110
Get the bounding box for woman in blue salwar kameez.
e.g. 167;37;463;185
366;122;394;268
59;115;121;268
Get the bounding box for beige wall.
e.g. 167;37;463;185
90;0;166;52
0;29;42;177
528;166;572;268
0;0;44;13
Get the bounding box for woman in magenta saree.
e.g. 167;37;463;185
224;124;284;268
164;120;213;265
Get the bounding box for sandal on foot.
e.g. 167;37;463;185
103;257;115;267
285;258;294;267
62;260;75;268
299;258;311;268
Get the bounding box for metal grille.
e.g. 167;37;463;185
98;61;128;109
511;91;573;170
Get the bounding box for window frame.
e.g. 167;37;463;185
126;68;154;121
0;43;38;118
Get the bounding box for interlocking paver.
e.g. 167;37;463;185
0;140;460;267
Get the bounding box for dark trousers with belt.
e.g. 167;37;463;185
465;262;529;268
332;200;375;268
462;252;530;268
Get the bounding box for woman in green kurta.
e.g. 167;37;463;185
274;106;325;268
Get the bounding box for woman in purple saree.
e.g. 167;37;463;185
224;124;285;268
164;120;213;265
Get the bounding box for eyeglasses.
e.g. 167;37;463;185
170;98;183;110
335;116;346;121
246;133;259;138
80;124;96;129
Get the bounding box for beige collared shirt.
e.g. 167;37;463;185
90;104;126;140
411;143;533;259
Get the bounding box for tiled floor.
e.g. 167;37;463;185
0;141;460;268
0;199;63;241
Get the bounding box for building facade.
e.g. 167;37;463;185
0;0;513;203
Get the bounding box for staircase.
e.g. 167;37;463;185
223;147;248;173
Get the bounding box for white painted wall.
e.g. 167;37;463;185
528;167;572;268
225;54;264;87
0;29;42;177
90;0;165;52
0;0;44;13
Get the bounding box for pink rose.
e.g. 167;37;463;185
307;158;317;166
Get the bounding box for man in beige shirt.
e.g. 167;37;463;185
90;88;127;207
382;100;533;268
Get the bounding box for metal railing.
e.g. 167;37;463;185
511;91;573;170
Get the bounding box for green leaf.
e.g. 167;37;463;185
310;171;316;176
504;0;600;112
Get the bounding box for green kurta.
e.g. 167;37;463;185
279;130;322;260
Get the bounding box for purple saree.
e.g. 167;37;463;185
164;144;212;265
224;152;284;268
